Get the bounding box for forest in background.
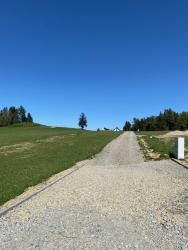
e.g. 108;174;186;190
0;106;33;127
123;109;188;131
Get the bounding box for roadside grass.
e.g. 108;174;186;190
185;138;188;160
0;126;121;206
136;131;188;161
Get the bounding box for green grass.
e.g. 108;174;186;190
136;131;188;161
8;122;46;128
185;137;188;159
137;131;175;160
0;126;121;206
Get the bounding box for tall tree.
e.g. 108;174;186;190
163;108;178;130
18;106;26;122
0;107;9;126
123;121;131;131
26;113;33;123
78;113;87;129
8;106;19;125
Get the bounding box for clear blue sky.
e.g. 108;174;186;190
0;0;188;130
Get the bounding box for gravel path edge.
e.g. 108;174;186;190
0;159;89;218
171;158;188;169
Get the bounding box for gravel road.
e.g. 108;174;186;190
89;132;144;167
0;132;188;250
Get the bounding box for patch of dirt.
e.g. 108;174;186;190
36;134;76;143
137;135;146;138
0;134;77;155
157;130;188;138
0;142;34;155
36;136;65;143
139;138;161;160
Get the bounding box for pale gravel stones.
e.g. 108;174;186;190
0;132;188;249
89;132;144;166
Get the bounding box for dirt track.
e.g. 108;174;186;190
0;132;187;249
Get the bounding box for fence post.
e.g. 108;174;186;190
175;137;185;160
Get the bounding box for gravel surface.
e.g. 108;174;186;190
89;132;144;167
0;132;188;250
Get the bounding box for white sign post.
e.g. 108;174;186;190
175;137;185;160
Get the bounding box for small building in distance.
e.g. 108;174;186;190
113;127;120;132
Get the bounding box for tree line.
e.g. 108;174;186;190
0;106;33;127
123;109;188;131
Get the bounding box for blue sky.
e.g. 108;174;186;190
0;0;188;130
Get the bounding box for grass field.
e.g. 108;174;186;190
136;131;188;161
0;126;121;206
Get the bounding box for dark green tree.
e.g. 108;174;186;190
78;113;87;129
123;121;131;131
8;106;19;125
0;107;9;126
18;105;26;122
26;113;33;123
163;108;178;130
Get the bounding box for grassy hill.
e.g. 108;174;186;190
0;126;121;206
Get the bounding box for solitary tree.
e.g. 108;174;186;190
78;113;87;129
